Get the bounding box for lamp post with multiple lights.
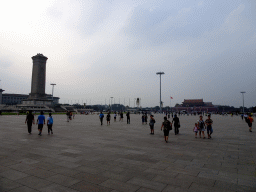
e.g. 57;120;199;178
50;83;56;105
156;72;165;113
240;91;246;113
110;97;113;112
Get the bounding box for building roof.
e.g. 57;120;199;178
183;99;203;103
3;93;28;97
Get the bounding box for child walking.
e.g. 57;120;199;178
47;113;54;135
193;123;198;138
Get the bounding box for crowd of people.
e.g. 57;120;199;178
24;110;253;141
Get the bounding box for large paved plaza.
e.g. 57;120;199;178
0;114;255;192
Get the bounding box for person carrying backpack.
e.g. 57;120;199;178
161;117;172;143
198;115;206;139
47;113;53;135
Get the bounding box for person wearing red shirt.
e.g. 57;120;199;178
248;115;254;132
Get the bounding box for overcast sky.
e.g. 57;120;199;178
0;0;255;108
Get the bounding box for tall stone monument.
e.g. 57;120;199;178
29;53;48;99
23;53;52;106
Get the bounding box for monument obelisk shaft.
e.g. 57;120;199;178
29;53;48;99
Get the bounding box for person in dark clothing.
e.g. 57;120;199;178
120;112;124;121
172;115;180;135
161;117;172;143
25;111;34;134
126;112;130;124
205;115;213;139
66;111;70;122
144;114;148;124
142;115;145;124
106;112;111;125
149;115;155;134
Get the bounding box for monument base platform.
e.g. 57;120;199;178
22;99;53;106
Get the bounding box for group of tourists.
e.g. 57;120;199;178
99;111;130;125
24;110;253;140
148;114;181;143
155;113;214;143
193;115;213;139
25;111;53;136
142;113;148;124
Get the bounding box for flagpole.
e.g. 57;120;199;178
170;96;172;113
170;97;171;112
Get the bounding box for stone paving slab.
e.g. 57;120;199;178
0;114;256;191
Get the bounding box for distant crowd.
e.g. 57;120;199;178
24;110;253;142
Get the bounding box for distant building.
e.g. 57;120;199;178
0;89;5;104
173;99;217;113
181;99;213;107
2;93;59;105
2;94;28;105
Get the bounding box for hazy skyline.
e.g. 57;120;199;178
0;0;255;108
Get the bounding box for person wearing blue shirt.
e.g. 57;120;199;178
47;113;53;135
37;111;45;136
99;112;104;125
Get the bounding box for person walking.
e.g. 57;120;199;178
142;114;145;125
149;115;155;134
172;115;180;135
247;114;254;132
126;112;130;124
193;123;199;138
70;112;73;120
25;110;34;134
114;112;117;122
198;115;206;139
106;112;111;126
244;113;248;122
144;113;148;125
47;113;54;135
37;111;45;136
120;112;124;122
205;114;213;139
66;111;70;122
99;112;104;125
161;117;171;143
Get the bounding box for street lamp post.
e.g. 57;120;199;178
156;72;165;113
50;83;56;105
110;97;113;112
240;91;246;113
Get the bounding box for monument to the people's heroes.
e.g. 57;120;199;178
22;53;52;106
